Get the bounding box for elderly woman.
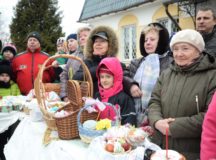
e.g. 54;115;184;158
73;26;120;97
124;23;172;126
148;29;216;159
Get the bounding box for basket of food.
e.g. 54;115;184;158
77;102;120;143
34;54;93;132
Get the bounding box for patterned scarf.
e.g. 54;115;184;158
133;54;160;126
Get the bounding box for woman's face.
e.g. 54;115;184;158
173;42;200;66
79;30;90;47
144;30;159;54
93;37;109;56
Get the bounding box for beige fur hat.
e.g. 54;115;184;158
170;29;205;52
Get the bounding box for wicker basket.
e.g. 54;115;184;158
77;102;120;143
54;103;80;139
44;83;60;94
34;54;93;131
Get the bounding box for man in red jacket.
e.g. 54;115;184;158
12;31;55;95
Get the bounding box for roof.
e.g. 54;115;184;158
78;0;153;22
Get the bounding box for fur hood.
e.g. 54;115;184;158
84;26;118;60
139;22;169;57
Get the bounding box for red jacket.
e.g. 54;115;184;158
201;91;216;159
12;48;55;95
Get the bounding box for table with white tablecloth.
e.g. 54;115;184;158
0;111;24;133
4;117;89;160
4;117;151;160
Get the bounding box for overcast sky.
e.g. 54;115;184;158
0;0;86;36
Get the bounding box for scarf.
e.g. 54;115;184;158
133;54;160;126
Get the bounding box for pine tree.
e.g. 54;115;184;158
10;0;64;54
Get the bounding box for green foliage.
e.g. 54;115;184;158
10;0;65;54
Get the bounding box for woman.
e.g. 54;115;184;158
124;23;172;126
148;29;216;159
73;26;119;97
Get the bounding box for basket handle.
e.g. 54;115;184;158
34;54;93;114
77;102;121;129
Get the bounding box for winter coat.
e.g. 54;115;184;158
148;53;216;160
202;25;216;57
73;26;119;97
0;80;21;97
201;91;216;160
124;22;172;94
11;48;55;95
60;48;84;98
95;57;136;126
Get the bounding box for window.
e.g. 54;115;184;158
158;18;178;34
121;24;136;61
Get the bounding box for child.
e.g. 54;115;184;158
0;43;17;62
52;37;67;82
55;37;67;65
95;57;136;126
0;60;20;160
0;60;20;97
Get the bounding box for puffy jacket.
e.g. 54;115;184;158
148;53;216;159
201;91;216;160
0;80;21;97
12;48;55;95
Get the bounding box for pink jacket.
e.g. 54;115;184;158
201;92;216;159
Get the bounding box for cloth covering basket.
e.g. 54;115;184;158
77;102;120;143
34;54;93;134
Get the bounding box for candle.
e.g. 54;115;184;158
166;127;168;159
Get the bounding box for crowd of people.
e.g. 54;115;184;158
0;6;216;160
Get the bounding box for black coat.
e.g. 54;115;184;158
95;91;137;126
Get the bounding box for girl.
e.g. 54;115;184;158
95;57;136;126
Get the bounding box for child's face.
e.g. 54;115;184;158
99;73;114;89
0;73;10;83
57;44;64;52
3;50;14;61
67;39;78;52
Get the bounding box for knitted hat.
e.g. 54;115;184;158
0;60;12;77
56;37;65;45
99;65;113;76
92;31;108;41
27;31;42;44
2;43;17;56
66;33;77;41
170;29;205;52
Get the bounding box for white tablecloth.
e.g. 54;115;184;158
4;117;89;160
0;111;25;133
4;117;150;160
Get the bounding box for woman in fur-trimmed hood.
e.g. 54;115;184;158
73;25;119;97
84;25;118;59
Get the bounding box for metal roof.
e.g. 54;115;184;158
78;0;152;22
